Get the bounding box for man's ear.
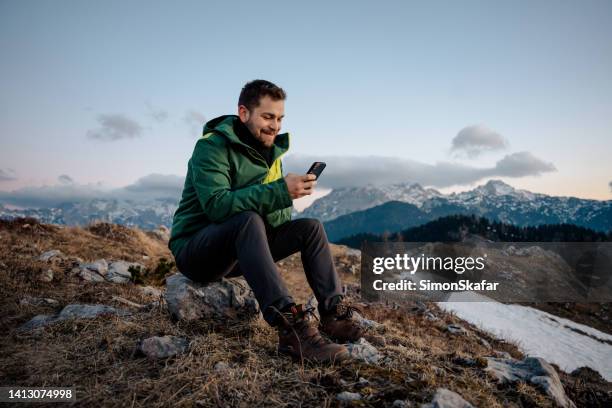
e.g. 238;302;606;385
238;105;250;123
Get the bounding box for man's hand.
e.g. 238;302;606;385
284;173;317;199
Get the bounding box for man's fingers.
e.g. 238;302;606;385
303;180;317;189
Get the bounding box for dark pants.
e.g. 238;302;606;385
174;211;343;325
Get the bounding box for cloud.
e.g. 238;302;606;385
0;151;557;208
146;102;168;123
87;114;143;141
123;174;183;197
0;183;106;208
58;174;74;184
609;181;612;193
451;125;508;158
493;151;556;177
0;173;184;208
284;152;556;189
0;168;17;181
183;110;206;136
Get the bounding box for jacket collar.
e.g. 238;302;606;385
203;115;289;163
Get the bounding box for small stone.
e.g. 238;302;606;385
214;362;230;372
421;388;474;408
446;324;468;335
336;391;361;402
140;286;162;298
478;337;491;348
79;268;105;282
106;260;143;283
424;311;439;321
140;335;189;359
393;400;411;408
39;250;63;262
18;304;129;331
357;377;369;386
20;296;59;306
80;259;108;275
493;351;511;359
39;269;54;282
346;338;382;364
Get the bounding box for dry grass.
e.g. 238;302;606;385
0;218;602;407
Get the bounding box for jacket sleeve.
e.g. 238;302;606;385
190;138;293;223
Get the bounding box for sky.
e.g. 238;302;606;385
1;0;611;210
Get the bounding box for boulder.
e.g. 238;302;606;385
140;335;188;359
165;273;259;321
421;388;474;408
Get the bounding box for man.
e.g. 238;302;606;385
168;80;364;363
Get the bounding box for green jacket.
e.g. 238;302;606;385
168;115;293;258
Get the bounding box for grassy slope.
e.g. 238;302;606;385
0;218;607;407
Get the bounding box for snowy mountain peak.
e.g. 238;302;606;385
479;179;515;196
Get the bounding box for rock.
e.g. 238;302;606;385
140;335;188;359
106;260;143;283
421;388;474;408
140;286;163;298
214;362;230;372
446;324;468;335
336;391;361;402
346;338;382;364
165;273;259;321
485;357;576;408
58;304;130;320
357;377;369;386
18;315;55;331
493;351;511;359
39;250;63;262
424;311;439;321
477;337;491;348
39;269;54;282
19;296;60;307
393;400;411;408
80;259;108;275
18;304;130;331
79;268;105;282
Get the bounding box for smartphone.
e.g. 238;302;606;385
307;162;326;179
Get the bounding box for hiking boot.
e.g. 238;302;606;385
275;304;350;364
320;298;366;343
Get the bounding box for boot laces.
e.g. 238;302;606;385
335;300;361;320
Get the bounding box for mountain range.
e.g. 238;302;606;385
300;180;611;240
1;180;610;238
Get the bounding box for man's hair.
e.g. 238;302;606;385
238;80;286;111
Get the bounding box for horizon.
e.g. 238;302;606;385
1;1;611;204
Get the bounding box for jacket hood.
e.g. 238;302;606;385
202;115;290;154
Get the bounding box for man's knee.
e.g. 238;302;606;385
233;210;266;231
298;218;326;237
